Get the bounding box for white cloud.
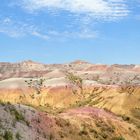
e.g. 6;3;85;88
31;29;98;40
0;18;37;38
0;17;98;40
3;18;12;24
2;0;130;40
46;29;98;40
21;0;129;20
62;30;98;39
31;31;49;40
0;29;20;38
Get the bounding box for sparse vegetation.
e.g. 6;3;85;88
9;107;25;122
0;100;5;106
66;72;83;95
111;136;125;140
0;62;140;140
131;108;140;119
117;74;140;94
79;124;88;136
4;130;13;140
25;77;46;95
7;105;30;127
121;115;130;121
49;133;54;140
117;85;135;94
16;132;22;140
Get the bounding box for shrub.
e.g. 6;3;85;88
25;78;46;95
112;136;125;140
122;115;130;121
0;100;5;106
131;108;140;119
10;108;25;122
79;124;88;136
66;72;83;95
16;132;22;140
4;130;13;140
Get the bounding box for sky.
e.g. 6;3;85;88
0;0;140;64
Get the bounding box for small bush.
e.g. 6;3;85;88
4;131;13;140
131;108;140;119
79;130;88;135
112;136;125;140
0;100;5;106
66;72;83;95
10;108;25;122
79;124;88;136
9;106;30;126
25;120;30;127
16;132;22;140
100;133;108;139
122;115;130;121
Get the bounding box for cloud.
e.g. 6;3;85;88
0;18;37;38
0;18;22;37
21;0;129;20
57;29;98;39
31;29;98;40
0;29;20;38
3;18;12;24
0;0;131;40
31;31;49;40
0;17;97;40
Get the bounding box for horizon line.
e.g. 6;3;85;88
0;59;139;65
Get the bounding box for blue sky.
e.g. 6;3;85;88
0;0;140;64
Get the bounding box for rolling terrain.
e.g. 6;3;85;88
0;60;140;140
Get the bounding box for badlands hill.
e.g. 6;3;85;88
0;60;140;140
